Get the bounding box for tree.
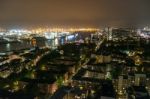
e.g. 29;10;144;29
56;76;64;87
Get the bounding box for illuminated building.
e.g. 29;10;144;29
117;75;128;95
135;74;146;86
31;38;37;47
106;27;113;41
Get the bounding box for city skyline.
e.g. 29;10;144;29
0;1;150;99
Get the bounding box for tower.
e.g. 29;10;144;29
106;27;112;41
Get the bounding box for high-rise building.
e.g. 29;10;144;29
106;27;112;41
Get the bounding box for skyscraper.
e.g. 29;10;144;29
106;27;112;41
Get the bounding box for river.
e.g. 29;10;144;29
0;38;67;52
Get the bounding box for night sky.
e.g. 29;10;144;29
0;0;150;28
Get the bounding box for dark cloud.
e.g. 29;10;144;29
0;0;150;28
